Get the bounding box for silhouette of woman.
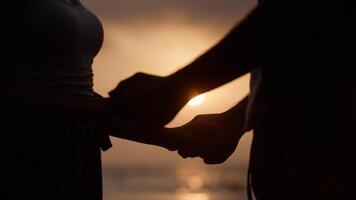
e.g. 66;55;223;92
3;1;115;199
3;0;191;199
3;2;207;199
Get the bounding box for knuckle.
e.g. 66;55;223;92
134;72;145;78
116;80;128;89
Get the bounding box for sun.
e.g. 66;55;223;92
188;94;205;106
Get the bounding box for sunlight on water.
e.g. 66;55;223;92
175;172;210;200
177;166;214;192
176;192;210;200
187;176;204;190
103;163;249;200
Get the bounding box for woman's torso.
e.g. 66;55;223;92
3;1;107;199
4;0;104;96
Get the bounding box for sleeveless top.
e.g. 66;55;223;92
3;1;110;200
4;0;103;96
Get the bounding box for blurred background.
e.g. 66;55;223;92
82;0;257;199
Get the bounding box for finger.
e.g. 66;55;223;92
165;145;177;151
204;158;225;165
178;150;199;159
163;128;211;160
178;150;189;159
109;73;144;98
109;80;130;99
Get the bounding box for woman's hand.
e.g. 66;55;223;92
107;97;248;164
108;110;246;164
107;118;209;152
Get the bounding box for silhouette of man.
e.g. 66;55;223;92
110;0;356;199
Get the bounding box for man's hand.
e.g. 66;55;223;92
107;97;248;164
107;113;245;164
109;73;190;128
164;112;246;164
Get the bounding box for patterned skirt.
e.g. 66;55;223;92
4;117;111;200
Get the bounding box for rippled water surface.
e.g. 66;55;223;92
103;165;248;200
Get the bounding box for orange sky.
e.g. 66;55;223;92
82;0;257;167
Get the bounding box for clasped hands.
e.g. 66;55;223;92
107;73;247;164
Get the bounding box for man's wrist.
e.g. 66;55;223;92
165;74;194;104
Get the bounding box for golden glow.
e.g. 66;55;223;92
176;192;210;200
187;175;204;190
93;14;252;166
188;94;205;106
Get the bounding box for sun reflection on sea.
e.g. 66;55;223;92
176;192;210;200
174;165;215;200
176;175;210;200
187;176;204;190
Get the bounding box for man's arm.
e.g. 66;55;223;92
109;0;319;127
169;97;249;164
169;0;317;95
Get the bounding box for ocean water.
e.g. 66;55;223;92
102;165;249;200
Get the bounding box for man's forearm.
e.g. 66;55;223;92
221;97;248;130
168;0;317;95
